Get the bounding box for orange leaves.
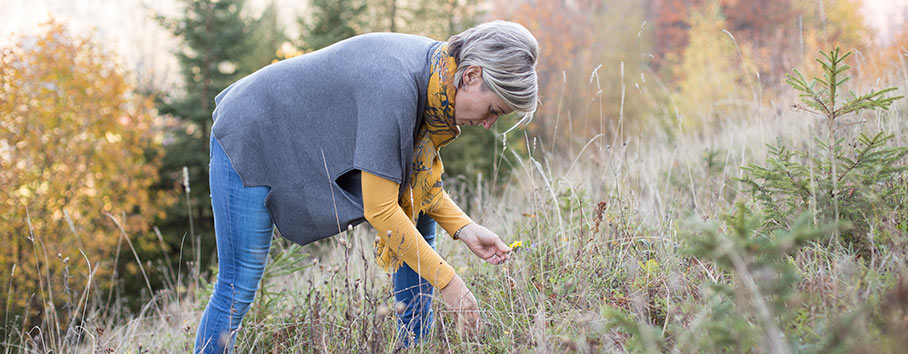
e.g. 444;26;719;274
492;0;601;142
649;0;695;69
0;19;173;325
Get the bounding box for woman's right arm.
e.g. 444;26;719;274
427;191;511;265
361;171;480;334
361;170;455;288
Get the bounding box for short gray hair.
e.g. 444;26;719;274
448;20;539;128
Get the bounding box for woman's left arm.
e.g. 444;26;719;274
427;191;512;264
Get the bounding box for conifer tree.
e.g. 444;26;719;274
240;1;289;72
154;0;263;277
739;47;905;249
298;0;367;51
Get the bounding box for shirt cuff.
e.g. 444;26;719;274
426;190;474;239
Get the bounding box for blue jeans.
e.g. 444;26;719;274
393;215;438;347
195;137;439;353
194;137;274;354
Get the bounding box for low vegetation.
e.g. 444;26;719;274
4;46;907;353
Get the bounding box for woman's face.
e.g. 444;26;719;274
453;66;513;129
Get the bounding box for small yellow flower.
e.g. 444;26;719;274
509;240;524;249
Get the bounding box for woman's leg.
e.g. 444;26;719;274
392;213;437;346
194;137;274;354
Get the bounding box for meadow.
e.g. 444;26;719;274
6;45;908;353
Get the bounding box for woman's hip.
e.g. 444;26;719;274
209;136;273;246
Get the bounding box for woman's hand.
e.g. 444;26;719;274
440;274;480;336
457;223;511;264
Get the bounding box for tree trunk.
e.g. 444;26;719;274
389;0;397;32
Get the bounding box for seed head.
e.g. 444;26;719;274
377;305;390;317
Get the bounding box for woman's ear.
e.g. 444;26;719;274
463;66;483;87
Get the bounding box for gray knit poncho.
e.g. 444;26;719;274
211;33;441;245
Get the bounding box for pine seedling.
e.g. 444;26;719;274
606;205;835;353
738;47;906;249
785;47;901;121
785;47;902;229
679;205;833;353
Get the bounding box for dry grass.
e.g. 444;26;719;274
5;63;908;353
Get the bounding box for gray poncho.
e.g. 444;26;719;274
211;33;441;245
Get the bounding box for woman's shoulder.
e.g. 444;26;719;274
339;32;438;50
212;32;439;124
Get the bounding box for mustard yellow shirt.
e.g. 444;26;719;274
361;170;472;289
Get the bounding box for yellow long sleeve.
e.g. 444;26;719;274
426;191;473;239
361;171;455;289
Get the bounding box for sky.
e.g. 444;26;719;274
1;0;307;92
2;0;906;92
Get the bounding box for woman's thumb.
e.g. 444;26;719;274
497;239;511;252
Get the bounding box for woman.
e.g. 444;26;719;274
195;20;538;353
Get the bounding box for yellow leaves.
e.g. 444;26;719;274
639;259;660;275
275;41;305;61
671;1;754;129
15;185;31;199
0;19;171;324
35;181;49;195
104;131;122;143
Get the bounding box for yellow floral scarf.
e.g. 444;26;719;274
374;44;460;271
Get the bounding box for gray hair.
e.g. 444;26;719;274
448;20;539;128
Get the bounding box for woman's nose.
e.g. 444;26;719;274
482;115;499;129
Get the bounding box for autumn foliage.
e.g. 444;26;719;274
495;0;878;143
0;21;172;327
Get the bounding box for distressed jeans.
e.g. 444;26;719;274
195;136;439;353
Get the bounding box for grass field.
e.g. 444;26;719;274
6;56;908;353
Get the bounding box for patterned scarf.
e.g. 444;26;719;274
374;44;460;271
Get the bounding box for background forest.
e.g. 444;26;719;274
3;0;908;352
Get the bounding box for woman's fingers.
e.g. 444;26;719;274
496;238;511;254
483;234;511;264
487;251;509;264
455;291;481;336
440;275;481;336
486;238;512;264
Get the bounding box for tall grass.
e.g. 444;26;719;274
5;54;908;353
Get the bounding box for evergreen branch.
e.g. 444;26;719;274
838;49;852;62
836;87;902;116
835;77;849;87
819;48;834;64
815;58;832;72
735;174;782;218
835;134;876;184
834;64;850;75
785;70;815;96
810;92;832;115
790;104;821;115
784;169;812;207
